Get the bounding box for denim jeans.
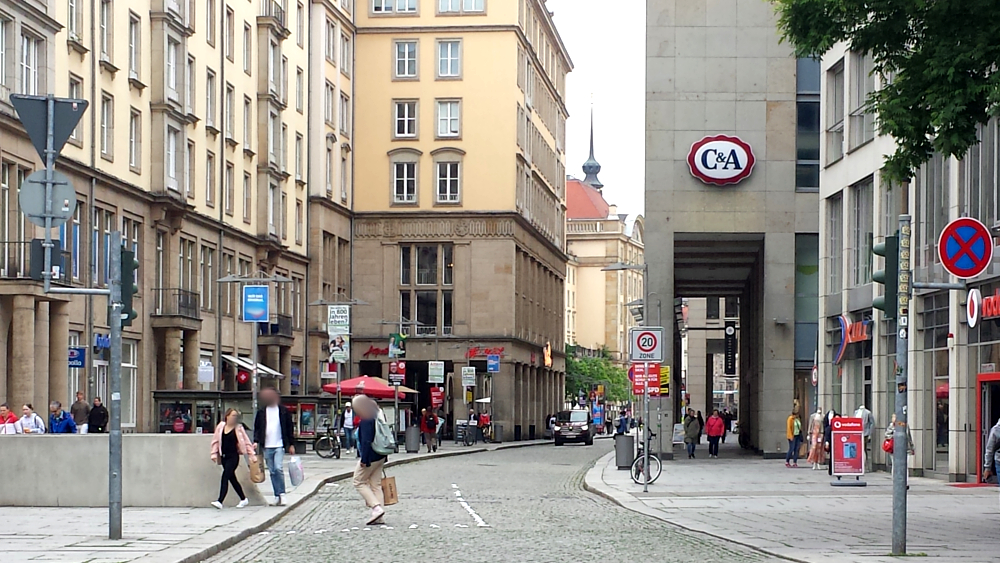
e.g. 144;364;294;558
686;441;696;456
343;427;356;450
264;447;286;497
786;436;802;464
707;436;720;456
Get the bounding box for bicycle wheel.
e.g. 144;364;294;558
464;426;475;446
630;454;662;485
315;436;337;458
646;454;662;483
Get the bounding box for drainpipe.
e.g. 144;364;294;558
216;0;227;406
85;0;99;402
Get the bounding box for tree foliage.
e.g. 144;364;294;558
773;0;1000;182
565;347;630;404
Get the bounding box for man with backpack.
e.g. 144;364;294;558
353;395;389;525
420;408;438;453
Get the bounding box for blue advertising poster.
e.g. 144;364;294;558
487;354;500;373
68;347;86;368
242;285;270;322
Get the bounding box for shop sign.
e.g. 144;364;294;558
94;333;110;350
428;361;445;384
687;134;756;186
965;288;1000;329
834;315;870;365
68;347;86;368
830;417;865;477
197;360;214;384
487;355;500;373
430;387;444;408
363;345;390;358
466;346;505;359
461;366;477;387
241;285;269;322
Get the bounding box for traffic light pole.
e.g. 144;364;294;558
891;216;912;555
42;95;55;293
108;231;124;540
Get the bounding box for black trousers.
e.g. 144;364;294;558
219;455;246;502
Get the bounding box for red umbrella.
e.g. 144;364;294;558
321;376;409;400
936;382;949;399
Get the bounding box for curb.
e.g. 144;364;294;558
582;452;808;563
155;440;550;563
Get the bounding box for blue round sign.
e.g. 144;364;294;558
938;217;993;279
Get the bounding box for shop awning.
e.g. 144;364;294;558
221;354;284;378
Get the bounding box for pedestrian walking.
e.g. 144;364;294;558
70;391;90;434
617;411;628;435
352;395;387;525
252;388;295;506
210;408;256;509
984;417;1000;509
88;398;109;433
683;409;701;458
342;403;356;451
0;403;21;434
19;404;45;434
696;411;705;444
49;401;77;434
705;409;725;458
721;409;732;443
785;410;802;468
420;408;438;453
604;413;613;435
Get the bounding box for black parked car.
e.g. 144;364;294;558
554;410;595;446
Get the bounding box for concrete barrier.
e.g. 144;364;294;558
0;434;265;507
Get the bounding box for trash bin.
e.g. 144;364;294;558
493;424;503;444
615;434;635;470
514;425;522;441
529;424;536;440
405;425;421;453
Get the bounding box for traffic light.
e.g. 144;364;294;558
872;236;898;320
120;248;139;327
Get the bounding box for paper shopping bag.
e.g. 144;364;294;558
248;455;266;484
382;475;398;506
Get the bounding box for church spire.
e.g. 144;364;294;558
581;106;603;190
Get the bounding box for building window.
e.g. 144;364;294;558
826;60;845;163
399;243;455;335
121;340;137;428
295;133;303;180
326;148;333;196
341;155;348;202
375;0;416;12
706;297;720;320
224;7;235;61
295;67;303;112
221;252;234;316
324;82;335;125
850;177;874;287
796;57;820;191
100;0;113;61
436;161;460;203
206;151;216;207
296;2;304;47
393;161;417;203
128;13;140;77
68;0;82;39
224;162;234;216
186;56;195;113
340;93;350;135
394;41;417;78
128;109;141;171
67;76;84;142
166;38;179;95
243;97;252;147
961;120;997;228
166;126;180;186
206;70;217;128
341;34;351;75
915;152;950;268
243;173;252;223
206;0;216;45
100;93;114;159
395;100;417;138
849;51;875;150
440;0;484;12
437;40;461;78
827;193;843;293
243;23;252;74
200;245;215;311
268;184;279;235
325;19;336;63
268;110;280;163
20;33;40;95
185;140;195;198
224;83;235;139
436;100;460;138
295;199;303;244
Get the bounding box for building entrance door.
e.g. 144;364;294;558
976;373;1000;482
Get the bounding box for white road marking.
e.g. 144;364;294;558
454;491;462;496
340;529;350;532
451;484;458;488
409;524;418;529
429;524;440;528
451;483;490;528
286;531;296;535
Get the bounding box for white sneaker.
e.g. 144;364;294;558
237;499;249;508
279;494;287;506
211;501;224;510
367;505;385;525
272;497;281;506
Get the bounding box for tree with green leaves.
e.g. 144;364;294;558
773;0;1000;182
564;347;630;404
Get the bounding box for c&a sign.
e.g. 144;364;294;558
967;288;1000;328
834;315;870;364
687;134;755;186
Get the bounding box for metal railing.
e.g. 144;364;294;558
260;313;292;337
152;288;200;319
261;0;286;28
0;241;71;284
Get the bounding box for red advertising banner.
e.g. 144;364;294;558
830;417;865;477
430;387;444;408
631;363;660;395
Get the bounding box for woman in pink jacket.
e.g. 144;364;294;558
210;408;257;509
705;409;726;459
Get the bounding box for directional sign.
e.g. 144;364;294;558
630;326;664;362
487;354;500;373
10;95;89;163
938;217;993;279
18;170;77;227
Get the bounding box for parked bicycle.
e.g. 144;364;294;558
631;431;662;485
313;420;342;459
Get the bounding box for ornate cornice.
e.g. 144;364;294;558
354;217;516;240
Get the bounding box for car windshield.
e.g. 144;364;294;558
557;411;588;423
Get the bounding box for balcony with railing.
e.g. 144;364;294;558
151;288;202;329
0;241;71;288
258;313;293;344
259;0;289;37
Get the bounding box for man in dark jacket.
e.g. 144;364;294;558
88;397;110;433
253;388;295;505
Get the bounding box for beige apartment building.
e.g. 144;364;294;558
351;0;572;441
0;0;348;432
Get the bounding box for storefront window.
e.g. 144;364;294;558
920;292;950;471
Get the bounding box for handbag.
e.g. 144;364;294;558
382;471;398;506
882;437;894;454
248;455;265;484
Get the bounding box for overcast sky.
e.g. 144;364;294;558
548;0;647;217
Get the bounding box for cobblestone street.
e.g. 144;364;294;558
208;443;778;562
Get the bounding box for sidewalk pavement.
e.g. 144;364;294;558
1;438;549;563
586;441;999;563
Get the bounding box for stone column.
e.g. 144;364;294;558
528;366;538;437
279;347;292;395
266;345;281;393
164;328;183;389
182;330;201;389
11;295;35;409
33;302;50;411
493;362;514;442
48;301;70;409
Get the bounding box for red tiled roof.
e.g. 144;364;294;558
566;178;609;219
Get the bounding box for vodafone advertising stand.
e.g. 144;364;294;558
830;417;867;486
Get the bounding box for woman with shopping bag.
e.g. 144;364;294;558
210;408;257;509
353;395;388;525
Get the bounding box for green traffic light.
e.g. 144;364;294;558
121;248;139;327
872;236;898;320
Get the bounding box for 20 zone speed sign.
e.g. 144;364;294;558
630;327;664;362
